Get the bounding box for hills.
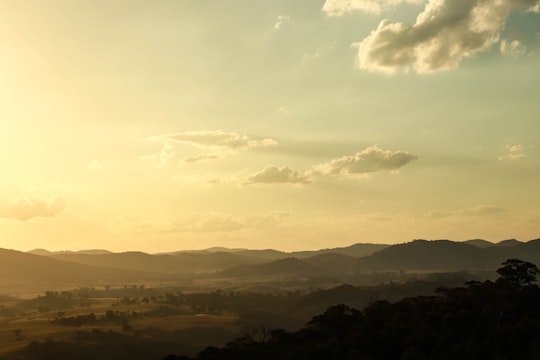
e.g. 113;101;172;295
1;239;539;294
0;248;162;294
45;251;265;274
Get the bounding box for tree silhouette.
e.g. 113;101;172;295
496;258;540;288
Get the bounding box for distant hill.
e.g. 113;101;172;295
215;253;364;279
464;239;525;249
167;246;248;254
232;249;289;261
302;253;358;274
27;248;54;256
28;249;113;255
290;243;389;259
217;257;324;278
48;251;266;274
495;239;523;247
166;243;389;261
0;248;160;293
352;239;540;272
353;240;490;271
464;239;494;248
21;239;540;287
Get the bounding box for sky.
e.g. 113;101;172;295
0;0;539;253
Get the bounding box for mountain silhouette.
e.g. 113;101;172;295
217;257;323;278
47;251;265;274
0;248;158;292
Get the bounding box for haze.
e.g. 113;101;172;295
1;0;539;253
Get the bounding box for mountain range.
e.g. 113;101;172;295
1;238;538;294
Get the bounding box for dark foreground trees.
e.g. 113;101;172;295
496;258;540;288
166;259;540;360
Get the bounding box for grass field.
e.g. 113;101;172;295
0;294;241;359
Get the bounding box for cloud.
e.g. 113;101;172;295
277;106;294;117
87;160;104;173
425;205;506;218
183;153;221;163
0;198;64;221
528;3;540;12
498;144;525;161
245;166;314;185
147;130;277;167
500;39;527;57
172;173;234;186
274;15;291;30
159;130;277;151
322;0;424;15
157;142;176;167
316;145;417;175
354;0;537;74
168;212;290;233
461;205;506;216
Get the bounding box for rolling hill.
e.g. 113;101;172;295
13;238;540;293
47;251;266;274
0;248;164;293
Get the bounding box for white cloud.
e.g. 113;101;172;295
460;205;506;216
316;145;417;175
147;130;277;167
274;15;291;30
87;160;104;173
159;130;277;151
183;153;221;163
498;144;525;161
169;212;290;233
245;166;314;185
354;0;537;74
301;43;336;66
277;106;294;117
0;198;64;221
528;3;540;12
425;205;506;218
157;142;175;167
171;173;234;186
322;0;424;16
500;39;527;57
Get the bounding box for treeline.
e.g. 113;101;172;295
4;271;488;359
149;272;475;329
165;259;540;360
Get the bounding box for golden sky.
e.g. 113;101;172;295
1;0;540;252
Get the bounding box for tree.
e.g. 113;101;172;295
496;258;540;288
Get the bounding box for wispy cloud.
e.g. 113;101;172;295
528;3;540;12
322;0;423;16
183;153;221;163
157;142;176;167
148;130;277;166
425;205;506;218
460;205;506;216
168;212;290;233
274;15;291;30
498;144;525;161
171;173;236;186
500;39;527;57
353;0;536;74
87;160;104;173
316;145;417;175
0;198;65;221
245;166;314;185
159;130;277;151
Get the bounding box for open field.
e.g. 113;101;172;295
0;292;241;360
